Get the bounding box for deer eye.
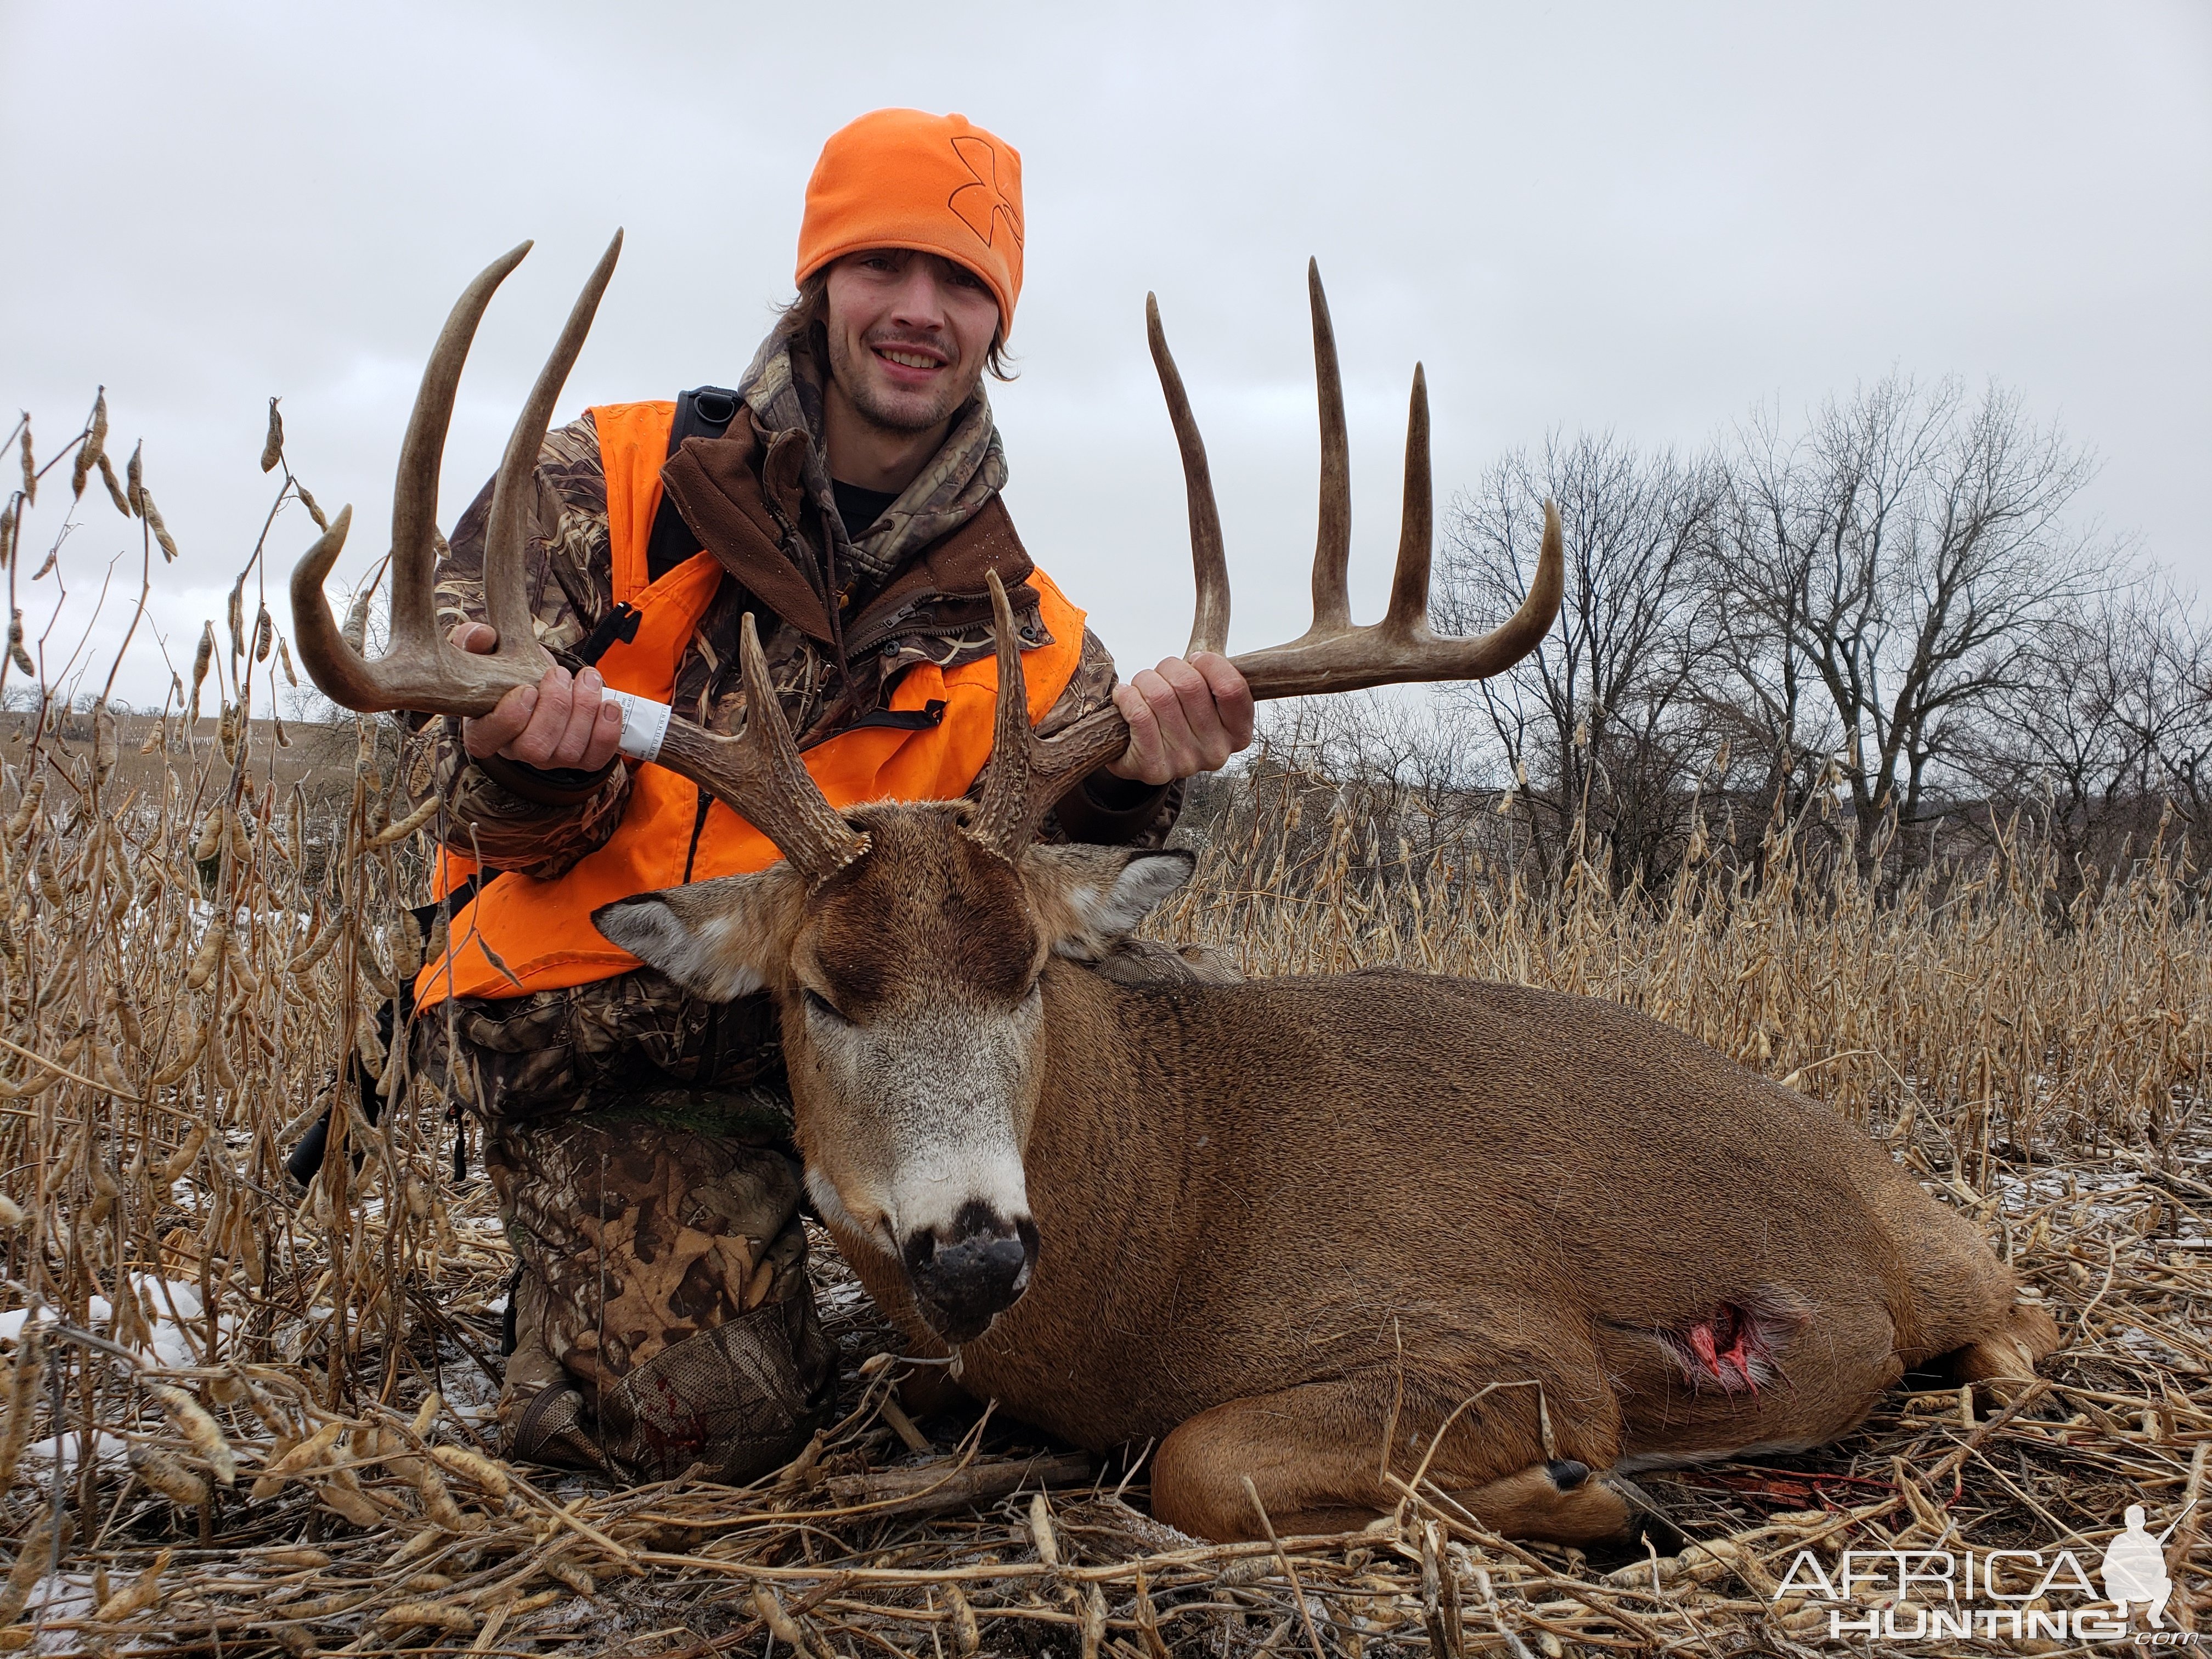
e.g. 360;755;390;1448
803;989;850;1025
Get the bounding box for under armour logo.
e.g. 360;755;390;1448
947;136;1022;250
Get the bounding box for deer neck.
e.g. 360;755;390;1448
1018;966;1213;1294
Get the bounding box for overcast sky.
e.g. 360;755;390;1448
4;1;2208;713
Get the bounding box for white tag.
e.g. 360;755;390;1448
604;689;672;764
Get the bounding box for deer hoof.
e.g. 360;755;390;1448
1545;1458;1591;1491
1598;1472;1690;1560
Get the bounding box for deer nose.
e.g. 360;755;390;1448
901;1205;1039;1344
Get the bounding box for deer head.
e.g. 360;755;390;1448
591;777;1196;1343
290;238;1564;1344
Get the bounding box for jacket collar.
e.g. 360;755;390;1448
735;325;1007;585
656;417;1048;720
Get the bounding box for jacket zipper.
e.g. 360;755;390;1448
681;788;713;884
841;602;1048;664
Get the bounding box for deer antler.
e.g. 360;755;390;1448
288;235;869;886
968;261;1567;858
289;233;625;716
654;614;872;883
1161;259;1566;697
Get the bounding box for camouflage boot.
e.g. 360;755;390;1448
486;1086;834;1485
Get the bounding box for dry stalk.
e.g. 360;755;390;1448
0;395;2203;1656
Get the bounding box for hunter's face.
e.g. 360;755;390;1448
822;249;998;434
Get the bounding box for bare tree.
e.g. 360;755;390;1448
1710;375;2108;867
1955;578;2191;901
1439;431;1723;884
1215;375;2188;909
2148;602;2212;839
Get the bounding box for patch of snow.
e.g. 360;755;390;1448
1;1279;231;1367
18;1430;128;1476
22;1571;100;1651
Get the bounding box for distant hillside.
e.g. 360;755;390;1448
1;709;375;807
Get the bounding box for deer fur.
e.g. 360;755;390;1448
596;804;2062;1545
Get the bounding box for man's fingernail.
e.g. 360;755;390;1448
518;689;537;712
601;702;621;721
579;668;602;691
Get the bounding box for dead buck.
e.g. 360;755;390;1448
292;238;2059;1544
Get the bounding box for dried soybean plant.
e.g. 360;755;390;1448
0;398;476;1633
0;397;2205;1655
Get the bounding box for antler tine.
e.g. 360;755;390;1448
969;571;1136;859
971;567;1038;851
651;612;870;884
291;237;625;718
1148;261;1562;702
388;240;534;652
1308;259;1353;634
288;505;369;704
1381;364;1432;639
1146;294;1229;659
484;229;624;655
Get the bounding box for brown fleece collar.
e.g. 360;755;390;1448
657;420;1040;655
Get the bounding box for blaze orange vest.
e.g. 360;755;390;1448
415;400;1086;1006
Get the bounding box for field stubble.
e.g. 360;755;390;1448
0;403;2207;1654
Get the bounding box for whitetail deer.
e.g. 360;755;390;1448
292;238;2060;1544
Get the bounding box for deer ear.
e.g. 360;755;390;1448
591;864;804;1001
1021;845;1196;960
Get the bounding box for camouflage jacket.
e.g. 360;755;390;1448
424;343;1177;882
410;335;1180;1121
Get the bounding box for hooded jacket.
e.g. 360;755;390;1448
408;334;1179;1113
424;357;1175;891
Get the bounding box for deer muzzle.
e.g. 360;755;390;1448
900;1204;1040;1344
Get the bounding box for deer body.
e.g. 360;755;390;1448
809;932;2046;1541
597;805;2055;1544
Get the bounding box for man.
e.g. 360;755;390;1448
410;108;1252;1483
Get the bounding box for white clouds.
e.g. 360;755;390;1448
2;0;2205;707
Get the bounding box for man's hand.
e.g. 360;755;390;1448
453;623;625;772
1103;652;1255;786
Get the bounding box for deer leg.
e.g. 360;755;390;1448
1934;1301;2063;1385
1435;1458;1634;1544
1152;1378;1630;1545
1150;1385;1396;1541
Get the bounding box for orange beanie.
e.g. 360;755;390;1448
796;109;1024;337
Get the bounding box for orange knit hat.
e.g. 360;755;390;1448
796;109;1025;337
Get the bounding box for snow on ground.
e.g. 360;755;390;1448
1;1274;235;1368
15;1430;130;1478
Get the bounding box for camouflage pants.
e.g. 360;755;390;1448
411;970;830;1485
482;1091;834;1485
